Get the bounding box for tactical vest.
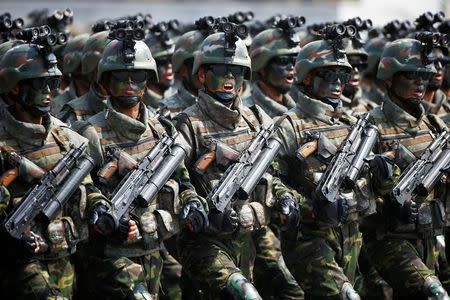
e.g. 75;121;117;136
0;116;83;260
371;106;447;239
85;108;179;257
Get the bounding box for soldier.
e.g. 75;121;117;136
361;37;388;105
0;41;104;299
361;38;450;299
174;24;299;299
58;31;110;127
244;24;298;117
274;31;371;299
162;26;208;118
76;26;182;299
51;33;90;115
245;24;304;299
143;23;177;110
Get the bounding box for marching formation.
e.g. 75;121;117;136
0;8;450;300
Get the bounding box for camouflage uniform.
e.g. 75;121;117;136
274;39;375;299
361;38;449;299
361;37;388;106
341;87;377;116
175;31;277;299
143;86;176;111
52;33;90;115
162;84;197;118
77;38;181;300
57;31;110;126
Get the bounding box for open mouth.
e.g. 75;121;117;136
349;78;360;86
412;88;425;98
165;71;174;81
331;90;342;98
434;74;443;82
285;74;294;84
223;82;234;92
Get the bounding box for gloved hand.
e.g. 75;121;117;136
118;218;141;241
368;154;394;182
208;208;239;234
89;204;116;236
391;199;418;224
21;231;48;258
277;194;300;230
180;201;208;233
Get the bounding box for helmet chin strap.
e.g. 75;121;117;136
112;96;141;109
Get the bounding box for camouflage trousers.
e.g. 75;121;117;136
281;221;362;300
363;232;437;299
1;256;74;300
81;250;163;300
252;226;304;300
160;241;182;300
177;230;256;299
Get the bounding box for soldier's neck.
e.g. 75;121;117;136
257;81;283;104
114;101;141;119
13;104;43;125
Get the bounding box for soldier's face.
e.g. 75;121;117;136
391;71;432;100
199;64;245;96
346;55;368;88
310;66;351;100
107;70;147;98
262;55;296;93
428;48;448;90
155;56;175;89
17;76;61;115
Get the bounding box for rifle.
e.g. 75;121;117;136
314;113;379;204
95;132;186;236
3;143;94;239
0;152;45;187
391;130;450;205
206;122;282;213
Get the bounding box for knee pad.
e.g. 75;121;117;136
424;276;450;300
226;272;262;300
340;282;361;300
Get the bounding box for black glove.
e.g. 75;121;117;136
118;217;130;240
368;154;394;182
391;200;418;224
277;195;301;230
180;201;208;233
90;204;116;236
208;208;239;234
21;232;48;258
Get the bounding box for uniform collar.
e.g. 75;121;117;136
290;85;342;125
88;84;108;113
381;94;425;134
2;108;53;147
250;82;295;117
143;86;175;109
197;90;242;130
105;102;149;141
177;84;197;107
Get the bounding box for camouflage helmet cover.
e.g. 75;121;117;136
343;38;368;58
172;30;205;73
0;40;25;59
97;39;158;83
81;31;110;75
250;28;301;72
295;39;352;82
144;32;175;60
0;44;62;94
192;32;251;80
377;38;437;80
62;33;90;75
363;37;388;77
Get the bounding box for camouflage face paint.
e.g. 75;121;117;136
18;77;58;116
204;66;244;96
392;72;428;101
107;72;147;98
156;56;175;90
428;48;447;90
310;66;348;103
262;55;295;94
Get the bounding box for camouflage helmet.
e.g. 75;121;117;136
343;38;368;59
295;39;352;83
0;44;62;94
144;32;175;60
172;30;206;73
192;32;251;79
97;39;158;83
62;33;89;75
250;28;301;72
0;40;25;59
377;38;437;80
81;31;110;75
363;37;388;77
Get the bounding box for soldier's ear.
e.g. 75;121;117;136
198;67;206;85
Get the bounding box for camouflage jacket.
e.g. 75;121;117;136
244;82;296;118
361;81;386;106
161;83;197;119
364;93;449;239
341;86;378;116
175;90;276;234
275;86;374;227
51;81;79;116
143;86;176;110
423;89;450;116
58;84;107;127
79;102;181;257
0;109;94;260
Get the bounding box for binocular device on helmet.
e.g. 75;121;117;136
46;8;73;33
195;16;216;31
320;24;357;40
0;13;24;32
92;20;111;33
275;16;306;31
108;20;145;43
416;31;449;48
383;20;413;40
415;11;445;31
227;11;254;24
342;17;372;31
218;22;248;56
16;25;68;47
438;21;450;35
